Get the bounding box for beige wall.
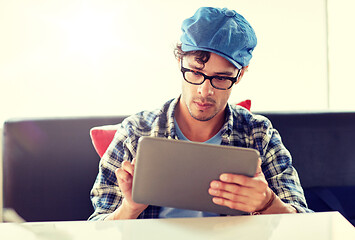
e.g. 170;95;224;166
328;0;355;109
0;0;354;125
0;0;329;124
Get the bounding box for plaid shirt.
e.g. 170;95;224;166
89;97;311;220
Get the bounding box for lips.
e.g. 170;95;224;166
194;101;213;111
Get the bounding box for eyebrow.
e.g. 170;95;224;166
213;71;235;76
187;62;204;71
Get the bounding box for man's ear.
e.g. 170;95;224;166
235;65;249;84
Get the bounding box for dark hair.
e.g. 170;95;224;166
174;43;210;68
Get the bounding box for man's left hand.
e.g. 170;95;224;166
208;158;273;213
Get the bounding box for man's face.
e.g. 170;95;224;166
180;52;240;122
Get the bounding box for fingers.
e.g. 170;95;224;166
209;181;268;212
122;160;135;175
208;158;269;212
116;168;132;183
218;173;260;189
113;159;148;217
114;158;149;215
210;180;247;197
209;181;266;202
217;158;264;188
211;197;257;213
115;159;136;192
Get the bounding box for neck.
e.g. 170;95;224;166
175;99;225;142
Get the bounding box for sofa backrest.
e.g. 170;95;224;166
260;112;355;225
260;111;355;188
2;112;355;222
2;116;125;222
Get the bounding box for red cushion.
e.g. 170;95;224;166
90;125;118;158
90;100;251;157
236;99;251;110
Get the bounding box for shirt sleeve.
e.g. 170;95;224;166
254;117;313;213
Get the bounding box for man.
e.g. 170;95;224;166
89;7;311;220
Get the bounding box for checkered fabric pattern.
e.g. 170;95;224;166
89;97;311;220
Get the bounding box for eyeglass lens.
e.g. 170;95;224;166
183;71;233;89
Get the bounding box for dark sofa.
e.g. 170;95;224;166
2;112;355;224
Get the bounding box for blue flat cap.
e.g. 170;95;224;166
180;7;257;69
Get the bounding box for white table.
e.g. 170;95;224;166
0;211;354;240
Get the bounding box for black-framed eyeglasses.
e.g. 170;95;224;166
180;60;241;90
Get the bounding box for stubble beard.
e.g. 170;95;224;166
187;98;218;122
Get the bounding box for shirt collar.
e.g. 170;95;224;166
159;96;234;142
221;103;234;144
166;97;179;139
151;97;179;139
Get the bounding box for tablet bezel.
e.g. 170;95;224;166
132;136;259;216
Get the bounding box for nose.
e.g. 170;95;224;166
198;79;214;97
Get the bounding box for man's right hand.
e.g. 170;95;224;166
105;158;148;220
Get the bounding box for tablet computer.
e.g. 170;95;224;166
132;136;259;216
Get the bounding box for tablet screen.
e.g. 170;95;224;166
132;136;259;215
